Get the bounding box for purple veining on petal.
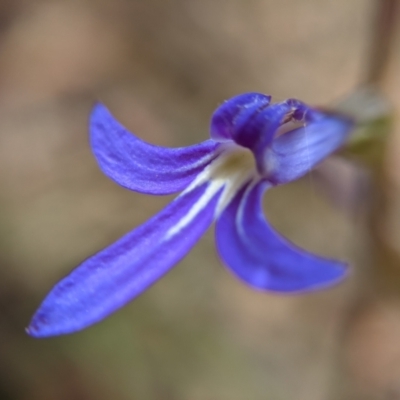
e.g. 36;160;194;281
211;94;329;178
268;111;354;185
91;103;221;195
215;181;348;292
210;93;271;141
232;102;292;150
27;92;353;338
28;182;222;337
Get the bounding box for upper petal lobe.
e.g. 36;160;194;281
268;111;354;184
91;103;220;195
210;92;271;141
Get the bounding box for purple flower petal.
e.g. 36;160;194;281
91;103;220;195
28;183;222;337
210;93;271;141
268;111;354;185
211;94;316;177
232;102;293;151
215;181;348;292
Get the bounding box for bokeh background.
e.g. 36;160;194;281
0;0;400;399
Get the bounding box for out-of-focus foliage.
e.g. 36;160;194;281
337;87;393;168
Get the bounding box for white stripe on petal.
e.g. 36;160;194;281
165;145;258;239
235;179;260;237
165;180;223;238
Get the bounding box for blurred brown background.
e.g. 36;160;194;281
0;0;400;399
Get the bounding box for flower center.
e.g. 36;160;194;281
210;145;255;180
184;144;257;211
166;145;257;239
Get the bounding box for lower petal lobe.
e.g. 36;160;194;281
28;183;221;337
91;103;220;195
215;181;347;292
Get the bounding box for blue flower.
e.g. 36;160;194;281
28;93;353;337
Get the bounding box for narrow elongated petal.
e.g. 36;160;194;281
215;181;347;292
268;112;354;185
28;183;222;337
91;103;220;195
